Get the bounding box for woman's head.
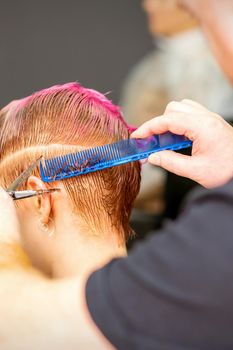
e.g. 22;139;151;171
142;0;198;37
0;83;140;273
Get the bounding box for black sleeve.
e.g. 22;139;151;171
86;180;233;350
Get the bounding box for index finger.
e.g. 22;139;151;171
131;112;198;140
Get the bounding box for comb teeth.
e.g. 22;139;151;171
40;132;192;182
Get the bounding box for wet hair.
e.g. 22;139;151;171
0;83;140;242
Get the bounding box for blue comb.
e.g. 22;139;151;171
40;132;192;182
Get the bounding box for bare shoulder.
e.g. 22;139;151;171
0;269;114;350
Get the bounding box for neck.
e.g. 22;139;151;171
0;242;32;269
51;225;127;279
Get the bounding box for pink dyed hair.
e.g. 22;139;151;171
0;82;140;241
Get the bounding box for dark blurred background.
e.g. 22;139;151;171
0;0;152;107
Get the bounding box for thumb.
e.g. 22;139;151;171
148;150;197;180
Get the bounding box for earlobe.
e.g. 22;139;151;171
27;176;52;225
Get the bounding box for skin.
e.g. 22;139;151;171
0;1;233;347
0;181;119;349
142;0;198;37
132;99;233;188
16;176;126;278
0;101;232;349
177;0;233;83
0;257;113;350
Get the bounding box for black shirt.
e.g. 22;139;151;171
86;180;233;350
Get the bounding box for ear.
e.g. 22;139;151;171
26;176;52;225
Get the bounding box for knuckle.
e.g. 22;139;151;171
181;98;192;104
165;101;180;113
207;113;224;130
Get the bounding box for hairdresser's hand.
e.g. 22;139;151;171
131;100;233;188
0;187;20;243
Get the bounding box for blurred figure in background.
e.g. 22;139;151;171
121;0;233;228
